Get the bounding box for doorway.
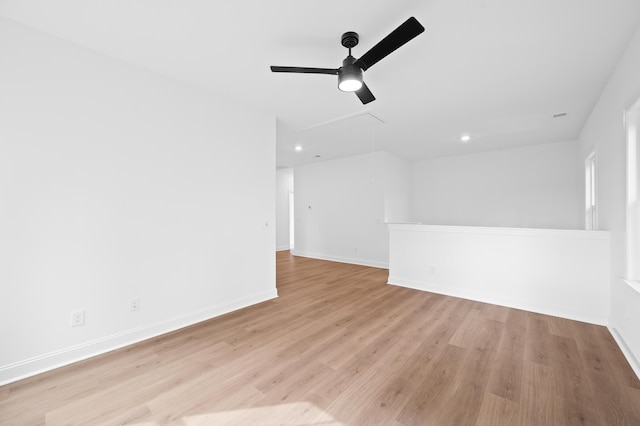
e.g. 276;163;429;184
288;191;295;250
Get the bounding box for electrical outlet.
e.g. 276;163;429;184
131;298;140;312
71;310;85;327
429;265;436;275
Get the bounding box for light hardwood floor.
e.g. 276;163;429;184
2;251;640;425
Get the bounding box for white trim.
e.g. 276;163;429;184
291;250;388;269
387;223;610;240
608;326;640;380
388;276;608;326
0;289;278;386
276;246;291;252
301;110;386;131
621;278;640;295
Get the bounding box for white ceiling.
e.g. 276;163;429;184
1;0;639;168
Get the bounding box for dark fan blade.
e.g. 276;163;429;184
354;17;425;71
270;66;338;75
355;82;375;104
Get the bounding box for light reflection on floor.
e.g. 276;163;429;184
182;401;343;425
132;401;344;425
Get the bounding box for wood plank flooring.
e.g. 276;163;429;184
2;250;640;425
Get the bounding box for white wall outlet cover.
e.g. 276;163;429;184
71;310;85;327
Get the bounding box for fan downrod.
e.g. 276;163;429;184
341;32;359;49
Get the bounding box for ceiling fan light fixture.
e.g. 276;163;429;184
338;76;363;92
338;61;363;92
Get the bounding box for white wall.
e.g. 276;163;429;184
578;27;640;376
276;168;293;251
293;151;410;268
388;224;610;325
0;18;276;384
381;151;412;224
411;140;582;229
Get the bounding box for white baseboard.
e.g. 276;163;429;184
388;276;607;326
0;289;278;386
276;246;291;252
291;250;388;269
608;326;640;380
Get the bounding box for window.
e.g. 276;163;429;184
585;151;597;230
625;100;640;281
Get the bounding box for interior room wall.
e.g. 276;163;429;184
276;168;294;251
578;27;640;375
388;224;610;325
381;151;412;224
410;140;582;229
0;18;276;384
293;151;409;268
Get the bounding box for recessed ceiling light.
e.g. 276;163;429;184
460;134;471;143
295;145;303;152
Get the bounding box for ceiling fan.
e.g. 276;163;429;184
270;17;425;105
